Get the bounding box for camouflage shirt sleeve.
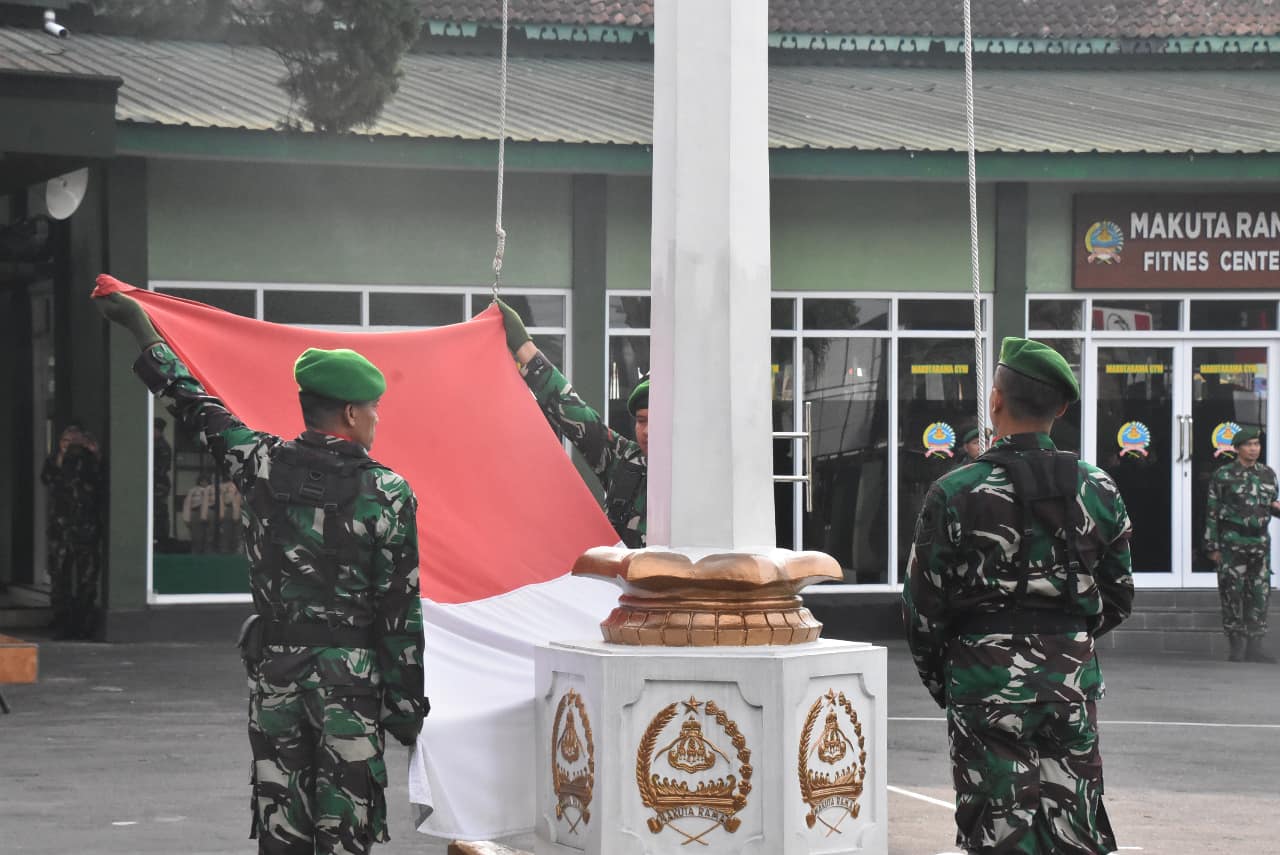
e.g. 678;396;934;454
901;483;954;708
1204;467;1224;553
1089;471;1135;637
133;342;276;487
368;470;427;745
520;350;636;486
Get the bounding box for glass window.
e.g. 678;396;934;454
802;298;890;331
158;288;256;318
607;335;650;436
1188;299;1277;331
499;294;566;328
802;336;890;584
263;291;361;326
771;298;796;330
897;340;978;565
1091;300;1179;332
1028;299;1084;331
898;299;984;331
608;295;651;329
370;292;465;327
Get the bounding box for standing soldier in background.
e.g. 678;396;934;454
498;299;648;548
41;423;105;639
903;338;1134;855
1204;426;1279;664
94;289;427;855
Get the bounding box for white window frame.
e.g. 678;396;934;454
604;289;994;594
146;281;571;605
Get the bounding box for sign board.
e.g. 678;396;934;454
1074;194;1280;290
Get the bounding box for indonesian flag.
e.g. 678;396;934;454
93;275;621;839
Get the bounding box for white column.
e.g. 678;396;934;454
647;0;775;554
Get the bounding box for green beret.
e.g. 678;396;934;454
627;377;650;416
1232;426;1261;448
998;337;1080;403
961;427;981;445
293;348;386;402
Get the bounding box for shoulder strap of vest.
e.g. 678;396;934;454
261;441;377;620
978;445;1085;610
604;457;645;545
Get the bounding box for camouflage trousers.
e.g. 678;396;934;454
47;536;100;638
248;678;388;854
948;701;1115;855
1217;544;1271;639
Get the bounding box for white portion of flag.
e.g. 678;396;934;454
409;572;621;840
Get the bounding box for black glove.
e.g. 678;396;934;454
495;298;531;355
93;291;163;350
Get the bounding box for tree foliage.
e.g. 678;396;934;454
233;0;422;134
92;0;231;38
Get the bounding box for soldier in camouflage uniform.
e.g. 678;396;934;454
903;337;1134;855
95;291;426;855
1203;426;1279;664
498;299;647;547
40;423;104;639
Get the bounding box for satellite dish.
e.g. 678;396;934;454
46;168;88;220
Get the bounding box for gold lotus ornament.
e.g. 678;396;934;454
572;547;842;646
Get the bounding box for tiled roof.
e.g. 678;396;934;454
417;1;1280;39
3;27;1279;154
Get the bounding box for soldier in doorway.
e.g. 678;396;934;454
903;337;1134;855
1204;426;1279;664
183;473;214;553
94;290;426;854
40;422;105;639
498;299;647;548
953;425;982;467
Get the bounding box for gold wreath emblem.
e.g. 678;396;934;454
636;695;752;847
798;689;867;837
551;689;595;834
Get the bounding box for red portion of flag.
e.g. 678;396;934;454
94;274;616;603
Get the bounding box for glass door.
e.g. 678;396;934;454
1090;340;1272;588
1090;342;1179;586
1186;345;1269;582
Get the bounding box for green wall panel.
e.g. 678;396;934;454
605;175;651;291
604;177;997;294
771;180;995;292
147;161;572;287
1025;184;1074;294
154;554;249;594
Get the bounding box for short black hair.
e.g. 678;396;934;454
995;364;1067;422
298;391;349;431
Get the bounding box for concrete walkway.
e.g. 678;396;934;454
1;635;1277;854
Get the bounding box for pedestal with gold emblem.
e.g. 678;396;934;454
534;549;888;855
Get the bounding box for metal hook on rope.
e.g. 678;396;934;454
490;0;510;302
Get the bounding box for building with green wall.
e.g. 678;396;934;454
2;1;1279;638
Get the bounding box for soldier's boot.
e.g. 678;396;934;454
1228;635;1246;662
1245;637;1276;664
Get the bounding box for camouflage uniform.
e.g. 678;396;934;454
135;342;426;855
40;445;104;638
1203;459;1279;642
903;432;1134;854
520;352;646;547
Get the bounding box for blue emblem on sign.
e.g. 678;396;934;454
923;422;956;459
1213;421;1242;458
1117;421;1151;458
1085;221;1124;265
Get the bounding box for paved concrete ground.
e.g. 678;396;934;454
1;636;1277;854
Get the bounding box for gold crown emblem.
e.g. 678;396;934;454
551;689;595;834
799;690;868;836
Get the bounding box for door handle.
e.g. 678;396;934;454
1179;415;1190;462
